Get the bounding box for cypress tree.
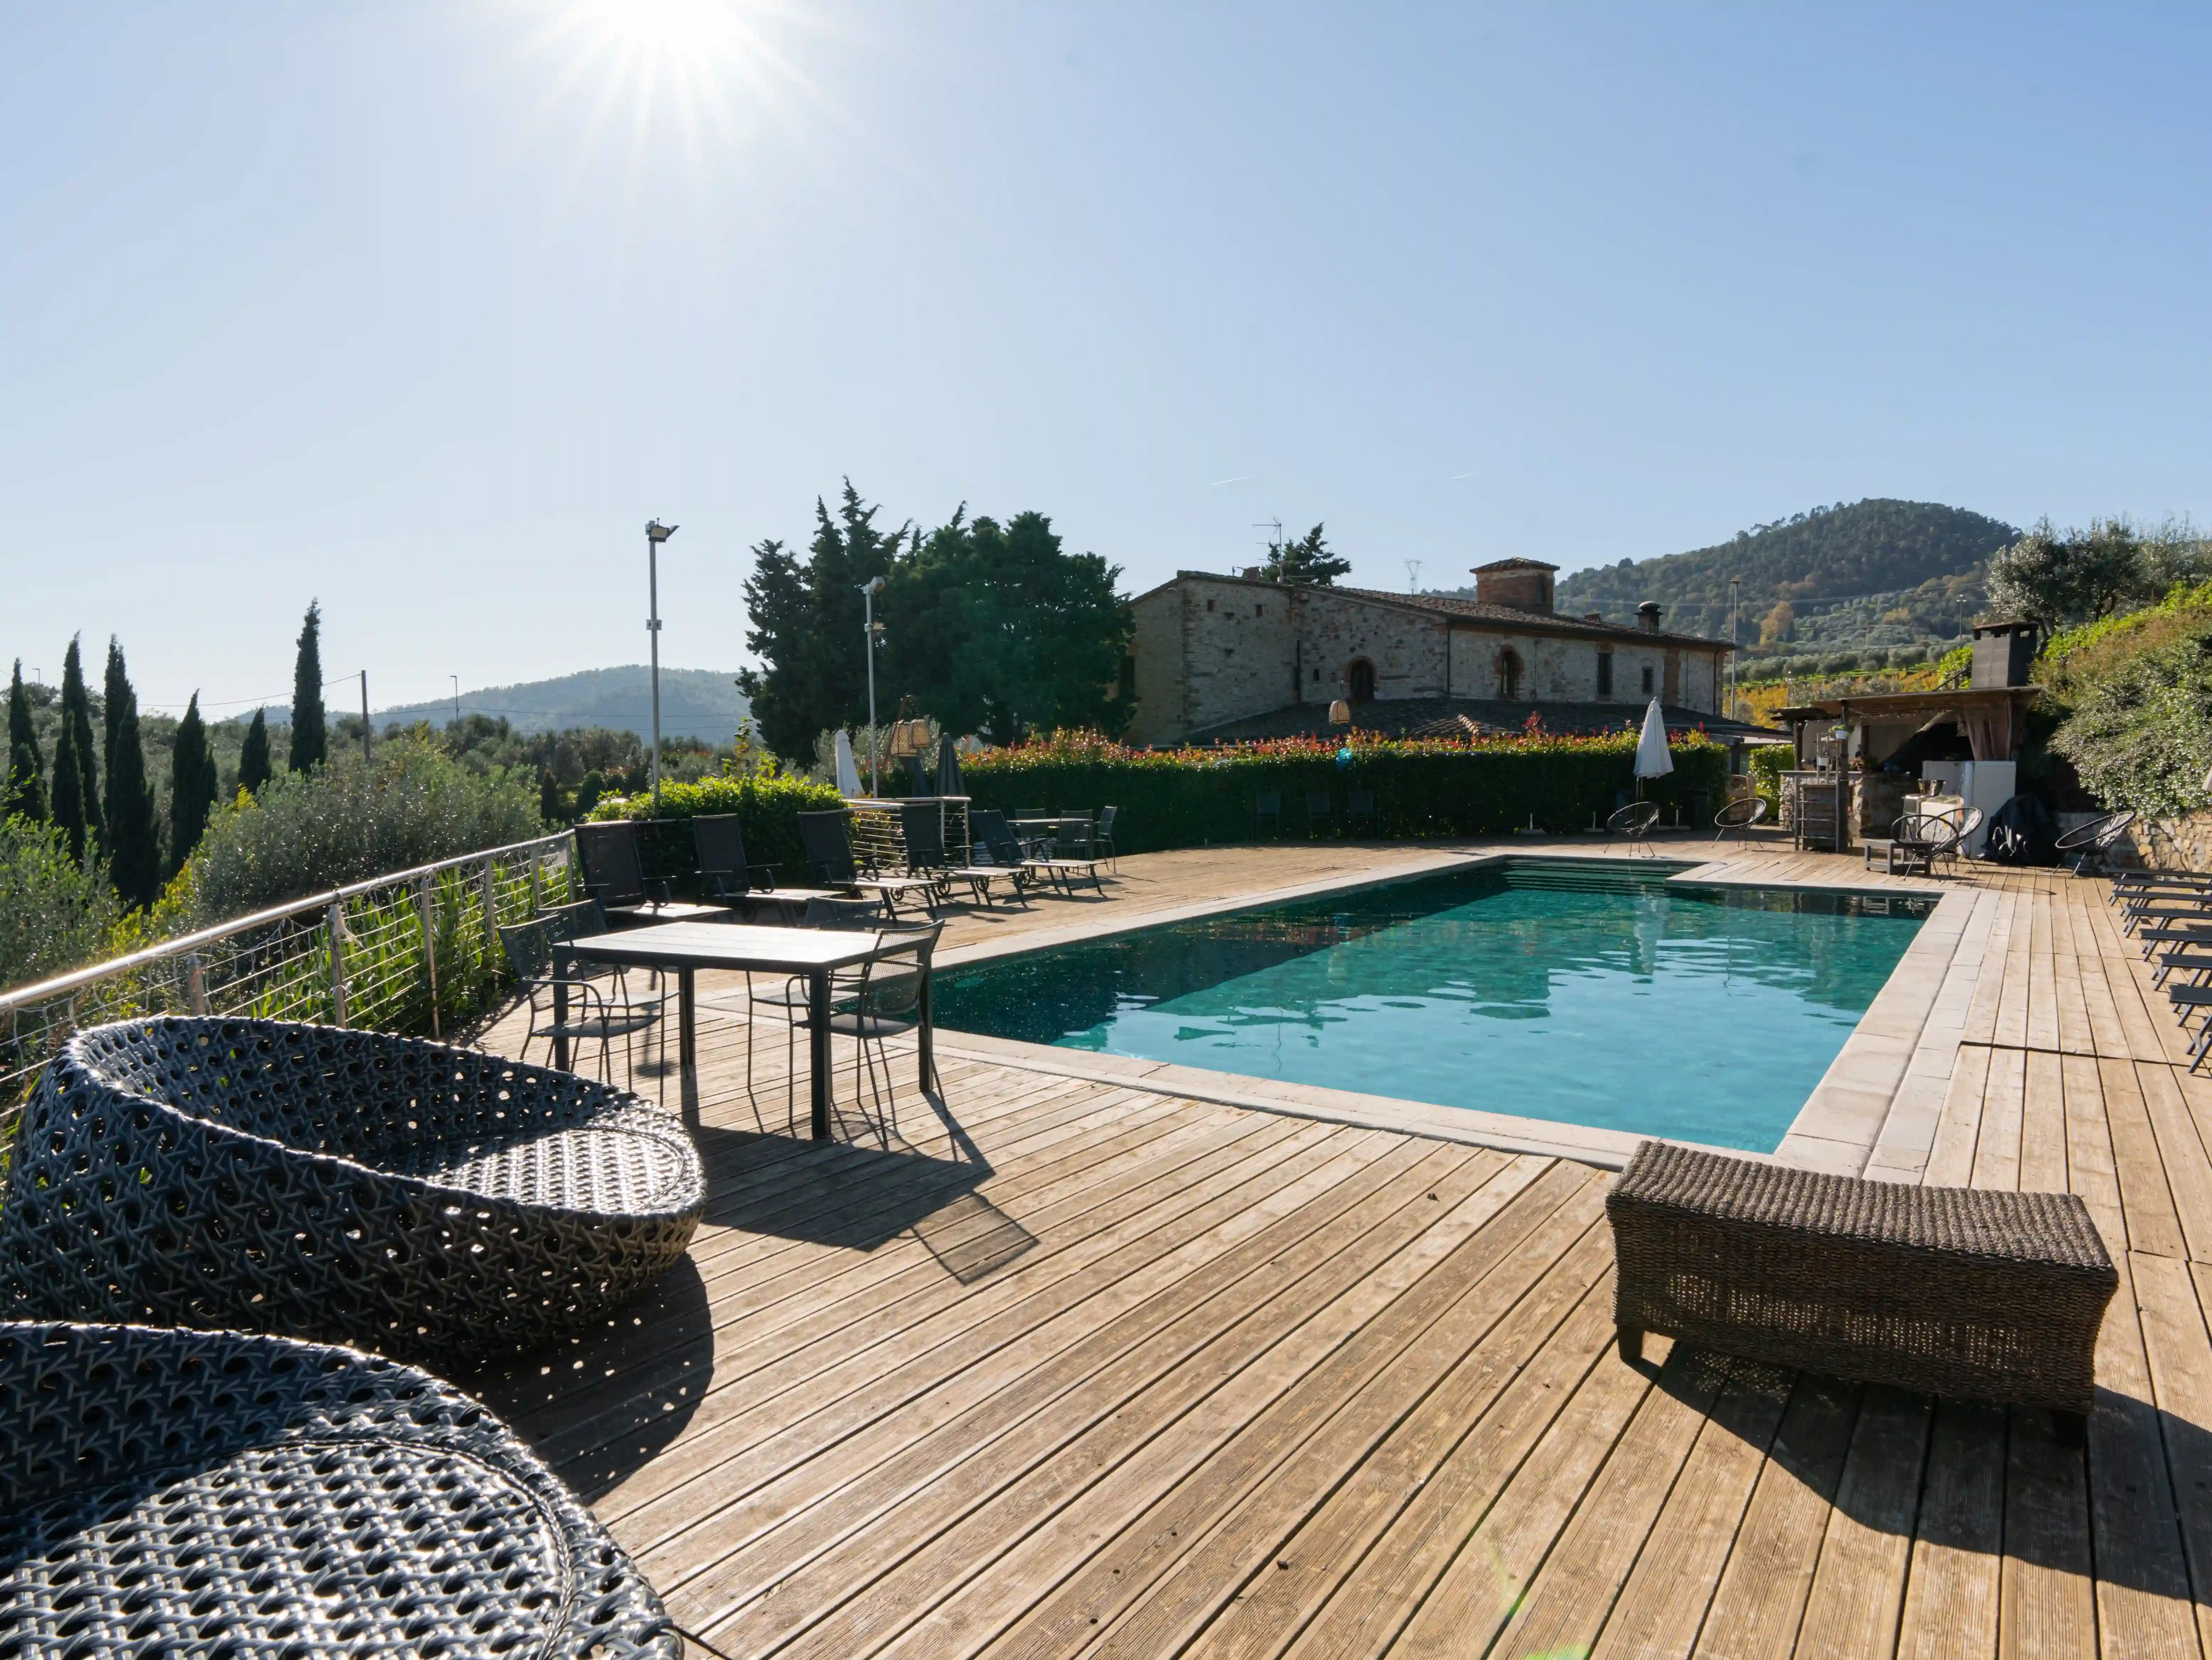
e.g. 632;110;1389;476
50;637;103;867
101;638;162;909
238;709;273;796
289;600;327;773
538;768;563;825
168;692;220;878
6;660;43;821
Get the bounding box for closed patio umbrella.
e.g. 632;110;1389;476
1634;698;1673;798
834;729;863;796
936;731;965;796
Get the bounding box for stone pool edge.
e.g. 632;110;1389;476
930;846;1961;1177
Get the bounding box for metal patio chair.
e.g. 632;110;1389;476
901;799;1025;906
791;920;946;1140
1305;791;1334;836
1605;800;1661;857
1713;796;1770;841
693;812;842;922
796;808;940;917
1255;791;1283;837
1345;790;1378;835
973;807;1103;895
2055;808;2137;877
574;820;676;918
499;917;666;1085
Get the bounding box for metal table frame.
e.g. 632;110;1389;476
553;922;929;1139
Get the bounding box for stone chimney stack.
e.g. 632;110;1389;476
1637;602;1664;632
1471;558;1559;615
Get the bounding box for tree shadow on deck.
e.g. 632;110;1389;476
1642;1344;2210;1606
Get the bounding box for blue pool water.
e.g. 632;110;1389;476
934;861;1932;1152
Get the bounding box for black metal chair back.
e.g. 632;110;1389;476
498;919;553;983
901;800;951;869
972;808;1030;869
1346;790;1377;830
798;810;861;884
1305;792;1332;820
574;822;652;910
692;813;750;889
1255;792;1282;834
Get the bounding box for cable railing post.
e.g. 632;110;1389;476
327;900;349;1026
480;857;500;959
419;874;440;1040
184;954;209;1016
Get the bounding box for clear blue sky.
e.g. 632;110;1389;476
5;2;2207;715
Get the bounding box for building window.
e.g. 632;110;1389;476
1347;658;1376;702
1255;604;1264;617
1206;598;1216;612
1496;648;1523;700
1596;652;1613;697
1119;654;1137;697
1641;665;1655;696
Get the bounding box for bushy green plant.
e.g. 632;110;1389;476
1748;743;1793;810
957;728;1727;854
174;734;544;927
0;816;122;993
587;769;846;885
2049;627;2212;818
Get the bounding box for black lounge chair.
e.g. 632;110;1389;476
1305;791;1334;835
901;800;1025;906
1255;791;1282;836
797;809;940;917
0;1017;705;1365
974;808;1103;895
693;812;841;922
1345;791;1378;835
0;1321;678;1658
574;820;676;918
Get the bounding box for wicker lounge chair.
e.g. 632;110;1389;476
0;1321;678;1658
1608;1141;2116;1443
0;1017;705;1365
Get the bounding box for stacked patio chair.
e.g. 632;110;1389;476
974;807;1104;895
901;799;1026;906
0;1016;706;1366
797;808;942;917
693;812;843;922
0;1321;680;1658
574;820;677;919
500;915;669;1084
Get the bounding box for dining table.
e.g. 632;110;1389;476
552;920;927;1139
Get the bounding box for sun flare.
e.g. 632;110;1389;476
568;0;745;62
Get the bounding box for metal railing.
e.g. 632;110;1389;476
0;831;576;1135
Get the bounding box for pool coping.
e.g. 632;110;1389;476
932;845;1965;1177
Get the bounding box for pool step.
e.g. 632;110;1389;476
1496;859;1681;894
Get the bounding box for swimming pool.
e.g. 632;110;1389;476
934;860;1933;1152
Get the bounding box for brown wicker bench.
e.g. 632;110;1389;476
1608;1141;2117;1445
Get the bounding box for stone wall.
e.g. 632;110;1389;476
1296;591;1449;708
2117;813;2212;872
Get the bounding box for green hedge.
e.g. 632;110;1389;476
587;772;847;889
955;734;1728;856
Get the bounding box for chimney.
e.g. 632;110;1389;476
1970;618;2040;688
1240;566;1263;581
1636;602;1663;632
1471;558;1559;615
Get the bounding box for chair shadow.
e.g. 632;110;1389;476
1644;1343;2212;1606
468;1255;716;1502
688;1114;993;1252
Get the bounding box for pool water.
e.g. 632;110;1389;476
934;860;1932;1152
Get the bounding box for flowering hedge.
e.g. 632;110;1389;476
949;728;1729;854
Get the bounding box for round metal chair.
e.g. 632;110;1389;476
1712;796;1770;840
1605;800;1663;858
2055;808;2137;876
0;1017;705;1365
0;1321;679;1658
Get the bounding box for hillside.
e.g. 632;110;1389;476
1544;499;2020;658
373;666;750;741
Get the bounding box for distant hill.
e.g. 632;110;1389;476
1537;499;2021;659
373;666;750;741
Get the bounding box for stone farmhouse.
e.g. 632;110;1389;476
1122;558;1748;748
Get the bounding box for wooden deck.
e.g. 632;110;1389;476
469;837;2212;1659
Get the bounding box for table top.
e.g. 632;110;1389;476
561;921;895;973
1011;814;1092;826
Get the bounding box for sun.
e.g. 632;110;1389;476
567;0;744;61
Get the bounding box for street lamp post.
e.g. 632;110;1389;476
646;519;678;813
860;576;886;796
1728;577;1740;719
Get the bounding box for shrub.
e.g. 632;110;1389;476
2049;627;2212;818
0;816;121;993
587;770;847;887
1748;743;1793;810
175;735;545;927
956;729;1728;855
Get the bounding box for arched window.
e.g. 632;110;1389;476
1347;658;1376;702
1496;648;1524;700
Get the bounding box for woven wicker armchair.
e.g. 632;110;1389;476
0;1017;705;1365
0;1320;679;1658
1609;1140;2117;1443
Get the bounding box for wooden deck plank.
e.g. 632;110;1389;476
2101;1060;2188;1260
2020;1050;2070;1194
1894;1401;2006;1660
1972;1046;2027;1192
1926;1043;1995;1188
2137;1065;2212;1262
1792;1387;1933;1660
1996;1411;2096;1660
2135;1257;2212;1659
